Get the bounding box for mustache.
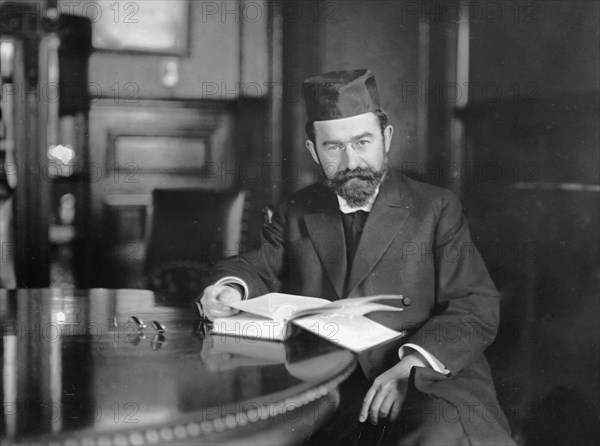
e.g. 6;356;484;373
326;167;383;186
324;166;387;207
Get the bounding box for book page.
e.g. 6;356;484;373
226;293;331;321
290;295;405;319
292;314;406;353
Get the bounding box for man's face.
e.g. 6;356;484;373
306;112;393;206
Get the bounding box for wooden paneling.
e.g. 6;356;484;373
111;136;209;173
88;99;236;195
86;97;269;287
87;99;239;287
58;0;270;100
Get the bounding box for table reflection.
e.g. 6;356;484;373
1;289;355;445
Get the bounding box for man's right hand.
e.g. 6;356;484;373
198;285;242;321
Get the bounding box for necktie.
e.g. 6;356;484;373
341;210;368;268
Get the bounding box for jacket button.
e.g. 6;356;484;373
402;297;412;306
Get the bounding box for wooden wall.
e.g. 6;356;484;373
59;0;269;99
55;0;274;287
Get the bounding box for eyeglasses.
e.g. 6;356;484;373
322;139;373;157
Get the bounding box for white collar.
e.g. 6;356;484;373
336;185;381;214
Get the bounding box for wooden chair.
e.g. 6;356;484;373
144;188;249;299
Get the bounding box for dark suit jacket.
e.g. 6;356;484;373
210;170;513;442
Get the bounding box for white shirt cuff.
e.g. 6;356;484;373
399;343;451;376
214;276;249;300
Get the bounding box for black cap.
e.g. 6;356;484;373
302;69;380;121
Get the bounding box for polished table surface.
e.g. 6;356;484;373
0;289;356;446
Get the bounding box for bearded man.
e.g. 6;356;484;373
198;70;516;445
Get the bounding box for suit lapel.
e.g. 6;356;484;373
346;171;412;296
304;189;347;299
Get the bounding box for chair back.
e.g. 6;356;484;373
145;188;248;297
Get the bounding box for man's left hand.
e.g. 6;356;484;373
359;353;426;425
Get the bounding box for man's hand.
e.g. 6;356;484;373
198;285;242;321
359;353;426;425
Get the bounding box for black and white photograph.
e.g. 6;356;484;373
1;1;598;445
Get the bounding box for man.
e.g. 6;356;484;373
199;70;515;445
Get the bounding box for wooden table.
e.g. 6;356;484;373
0;289;356;445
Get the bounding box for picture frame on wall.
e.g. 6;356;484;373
92;0;190;56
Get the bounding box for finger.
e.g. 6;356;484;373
212;308;238;318
200;286;220;306
377;393;398;422
203;310;216;322
369;385;390;424
211;299;236;311
359;385;378;423
199;289;217;320
206;286;240;309
219;287;242;304
206;305;238;318
201;287;236;319
390;400;401;422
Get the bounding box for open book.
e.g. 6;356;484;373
210;293;408;353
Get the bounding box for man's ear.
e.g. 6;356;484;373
383;125;394;153
305;139;319;164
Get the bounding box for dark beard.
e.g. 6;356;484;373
324;165;387;207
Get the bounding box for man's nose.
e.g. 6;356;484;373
341;145;361;170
